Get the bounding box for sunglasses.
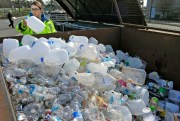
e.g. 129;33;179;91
31;8;41;11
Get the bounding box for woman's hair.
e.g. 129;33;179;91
31;1;43;10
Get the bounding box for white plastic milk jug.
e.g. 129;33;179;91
21;35;38;47
63;58;80;75
8;45;30;63
44;48;69;66
28;41;51;64
3;38;19;58
26;16;45;33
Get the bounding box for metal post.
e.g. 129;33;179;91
113;0;123;24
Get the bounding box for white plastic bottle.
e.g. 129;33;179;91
3;38;19;58
44;48;69;66
28;41;51;64
8;45;30;63
73;73;96;86
21;35;38;47
25;16;45;33
87;62;108;75
63;58;80;75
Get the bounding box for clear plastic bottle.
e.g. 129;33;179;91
70;100;84;121
23;103;45;121
102;104;123;121
149;97;159;115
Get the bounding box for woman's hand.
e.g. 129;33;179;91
23;19;27;27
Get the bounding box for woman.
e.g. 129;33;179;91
16;1;57;35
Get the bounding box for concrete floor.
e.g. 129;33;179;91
0;17;23;37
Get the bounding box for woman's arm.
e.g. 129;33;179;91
39;19;57;34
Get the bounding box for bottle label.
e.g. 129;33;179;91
72;111;82;118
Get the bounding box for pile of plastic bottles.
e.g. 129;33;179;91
0;35;179;121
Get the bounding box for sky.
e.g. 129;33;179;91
144;0;147;7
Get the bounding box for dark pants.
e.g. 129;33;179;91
8;18;14;28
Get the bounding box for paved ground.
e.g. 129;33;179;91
0;17;180;38
0;17;23;37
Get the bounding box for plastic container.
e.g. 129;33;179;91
148;71;160;81
80;44;99;61
142;107;155;121
93;73;116;92
165;111;175;121
159;101;179;113
25;16;45;33
98;43;106;53
73;73;96;86
48;37;67;49
168;90;180;103
69;35;89;48
156;79;173;90
3;38;19;58
88;37;98;45
87;62;108;75
126;57;143;69
127;99;146;115
135;86;149;105
63;42;77;57
63;58;80;75
21;35;38;47
122;66;146;85
8;45;30;63
28;41;51;64
44;48;69;66
149;97;159;115
112;105;132;121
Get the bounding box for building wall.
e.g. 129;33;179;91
146;0;180;20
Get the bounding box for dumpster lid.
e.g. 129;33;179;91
56;0;121;24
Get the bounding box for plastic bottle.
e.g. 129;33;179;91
156;79;173;90
63;42;77;57
148;71;160;81
80;44;99;61
168;90;180;103
111;105;132;121
98;43;106;53
23;103;45;121
108;52;120;64
69;35;88;49
60;106;73;120
21;35;38;47
88;37;98;45
63;58;80;75
100;90;122;104
8;45;30;63
70;101;84;121
87;62;108;75
158;101;179;113
93;72;116;93
106;45;115;54
48;37;67;49
3;38;19;58
28;41;51;64
102;104;123;121
126;57;143;69
25;16;45;33
127;99;146;115
73;73;96;86
122;66;146;85
44;48;69;66
149;97;159;115
116;50;129;62
142;107;155;121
